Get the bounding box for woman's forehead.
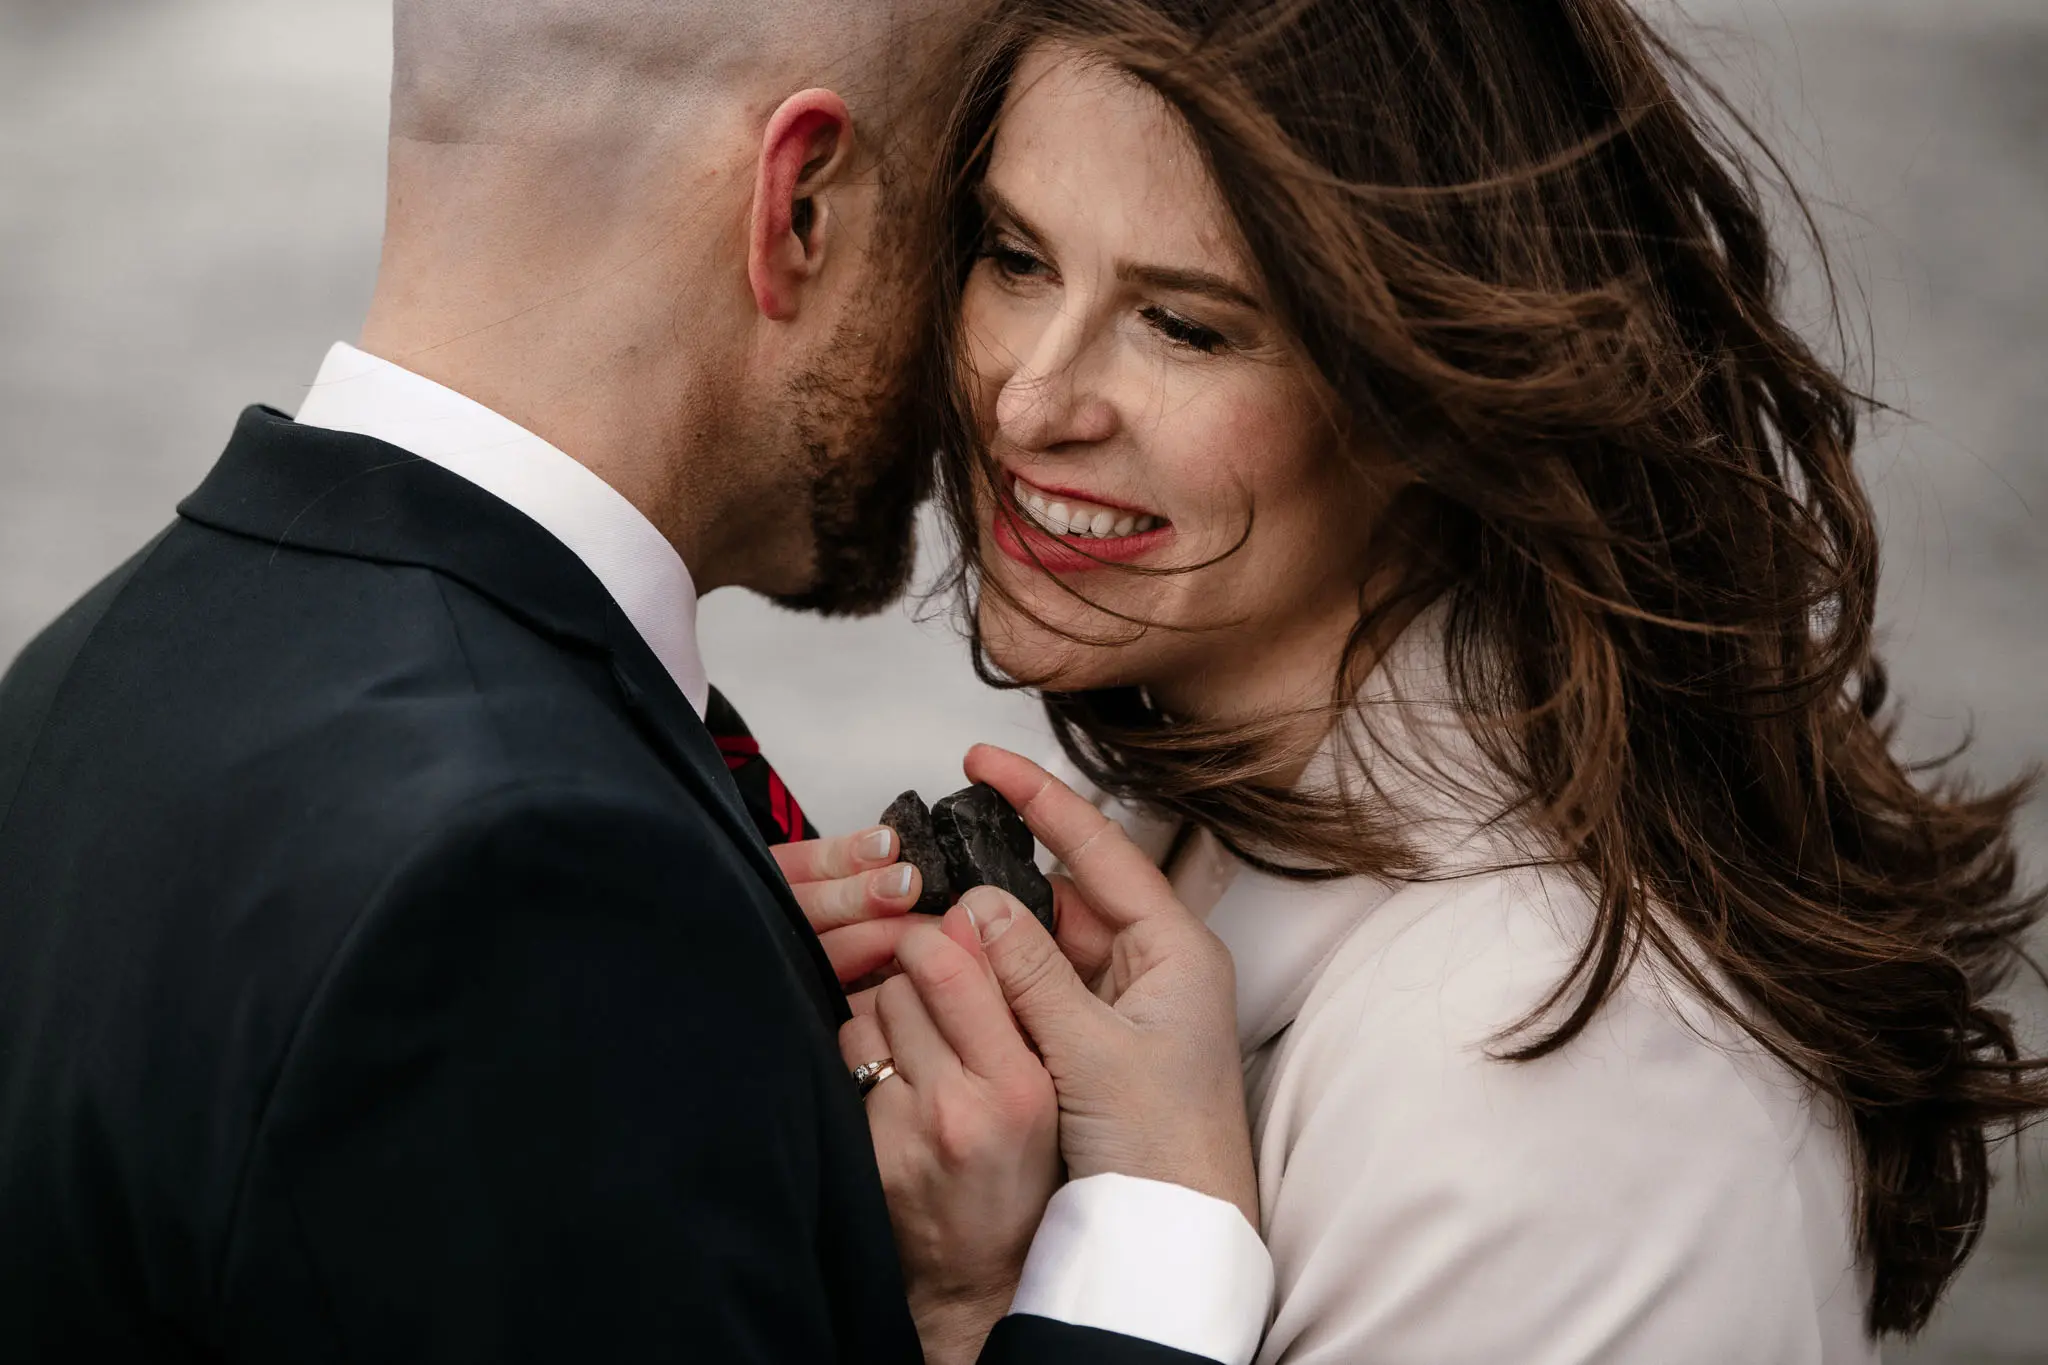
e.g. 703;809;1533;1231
989;42;1244;274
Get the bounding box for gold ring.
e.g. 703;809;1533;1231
852;1057;899;1099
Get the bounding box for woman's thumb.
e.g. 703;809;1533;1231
959;886;1096;1049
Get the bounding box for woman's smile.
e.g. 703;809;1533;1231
1009;474;1165;540
992;473;1176;572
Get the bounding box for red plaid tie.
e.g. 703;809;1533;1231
704;686;817;847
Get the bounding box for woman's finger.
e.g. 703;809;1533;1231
841;962;905;995
793;861;921;934
840;1011;918;1124
958;883;1109;1061
772;826;898;886
819;915;922;985
839;1010;890;1072
1046;873;1116;987
875;966;963;1088
897;909;1038;1082
963;744;1179;929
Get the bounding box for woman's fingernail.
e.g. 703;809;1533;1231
876;863;915;899
962;888;1017;945
856;827;895;861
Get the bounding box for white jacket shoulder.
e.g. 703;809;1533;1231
1248;865;1873;1365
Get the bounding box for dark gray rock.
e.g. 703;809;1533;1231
879;790;955;918
876;783;1058;933
931;783;1057;933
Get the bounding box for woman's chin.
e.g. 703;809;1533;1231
977;602;1121;694
978;622;1070;690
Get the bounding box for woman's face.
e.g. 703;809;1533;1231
963;43;1375;721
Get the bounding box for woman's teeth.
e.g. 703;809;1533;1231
1012;478;1161;539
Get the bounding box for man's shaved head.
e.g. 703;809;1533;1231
392;0;956;158
362;0;986;614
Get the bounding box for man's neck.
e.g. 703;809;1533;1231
355;304;747;587
357;133;776;581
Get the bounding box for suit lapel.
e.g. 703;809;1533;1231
179;407;849;1028
603;624;848;1028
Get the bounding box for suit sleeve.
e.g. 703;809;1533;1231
983;1315;1235;1363
214;785;885;1364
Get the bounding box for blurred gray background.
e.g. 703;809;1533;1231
1;0;2042;1357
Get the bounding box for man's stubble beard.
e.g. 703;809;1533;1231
769;266;938;618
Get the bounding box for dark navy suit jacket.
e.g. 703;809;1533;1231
0;409;1205;1364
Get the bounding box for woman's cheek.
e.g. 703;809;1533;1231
1154;389;1284;548
962;326;1008;422
962;284;1024;404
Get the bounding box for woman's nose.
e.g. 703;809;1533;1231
994;322;1119;453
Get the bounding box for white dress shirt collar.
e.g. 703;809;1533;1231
293;343;709;718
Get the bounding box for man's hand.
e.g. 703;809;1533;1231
959;744;1259;1227
772;827;924;985
838;914;1060;1365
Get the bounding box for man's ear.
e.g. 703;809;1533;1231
748;89;857;322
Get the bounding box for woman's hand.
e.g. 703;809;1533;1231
838;910;1060;1365
772;827;925;986
958;744;1259;1228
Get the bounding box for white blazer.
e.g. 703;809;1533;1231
1062;620;1881;1365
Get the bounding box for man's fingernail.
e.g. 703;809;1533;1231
962;888;1016;945
876;863;914;899
856;827;895;861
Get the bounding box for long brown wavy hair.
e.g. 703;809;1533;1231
922;0;2047;1338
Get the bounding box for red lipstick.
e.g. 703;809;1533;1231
989;500;1177;573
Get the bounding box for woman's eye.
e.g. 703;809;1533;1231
981;236;1049;283
1141;306;1227;355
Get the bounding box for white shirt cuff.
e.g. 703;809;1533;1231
1009;1173;1274;1364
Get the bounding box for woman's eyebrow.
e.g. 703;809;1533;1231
1117;262;1263;313
978;183;1261;312
976;185;1053;255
